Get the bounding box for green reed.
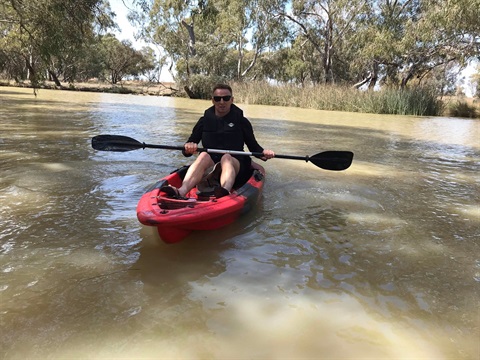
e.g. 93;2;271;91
233;82;444;116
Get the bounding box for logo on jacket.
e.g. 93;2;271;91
228;123;235;128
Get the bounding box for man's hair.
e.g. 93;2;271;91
212;84;232;95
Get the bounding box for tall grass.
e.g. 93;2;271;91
233;82;444;116
446;100;478;118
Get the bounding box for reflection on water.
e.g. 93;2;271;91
1;87;479;359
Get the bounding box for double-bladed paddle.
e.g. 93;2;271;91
91;134;353;171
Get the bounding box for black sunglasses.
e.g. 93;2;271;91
213;95;232;102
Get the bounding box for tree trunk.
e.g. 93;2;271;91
353;74;371;89
401;64;415;88
236;36;244;79
323;18;334;83
240;44;259;78
181;20;196;56
184;86;197;99
368;61;379;90
48;69;62;87
25;57;35;81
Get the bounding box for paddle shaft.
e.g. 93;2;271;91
142;143;302;160
91;135;354;170
132;142;340;164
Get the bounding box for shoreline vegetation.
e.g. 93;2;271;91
1;79;478;118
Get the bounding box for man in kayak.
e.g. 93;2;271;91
161;84;275;199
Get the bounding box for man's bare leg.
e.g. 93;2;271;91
219;154;240;192
177;152;215;197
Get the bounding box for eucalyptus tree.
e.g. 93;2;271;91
352;0;480;90
130;0;289;97
99;34;156;83
0;0;115;86
348;0;417;89
275;0;370;84
128;0;219;90
213;0;290;80
262;39;324;85
397;0;480;88
0;0;41;81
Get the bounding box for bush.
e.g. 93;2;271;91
372;87;443;116
180;74;228;99
447;101;478;118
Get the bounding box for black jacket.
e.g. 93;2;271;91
184;104;264;160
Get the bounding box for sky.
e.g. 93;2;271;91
460;65;477;97
110;0;138;44
109;0;175;82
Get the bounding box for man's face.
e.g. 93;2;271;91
212;88;233;117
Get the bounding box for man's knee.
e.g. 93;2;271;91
221;154;240;171
221;153;234;164
196;152;214;167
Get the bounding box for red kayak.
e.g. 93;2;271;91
92;135;353;243
136;162;265;243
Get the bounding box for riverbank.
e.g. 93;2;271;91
1;79;478;118
0;79;178;96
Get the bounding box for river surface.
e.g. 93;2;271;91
1;86;479;359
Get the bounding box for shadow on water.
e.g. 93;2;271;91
135;198;267;287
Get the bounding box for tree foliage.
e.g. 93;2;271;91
99;35;156;84
130;0;289;94
0;0;157;86
130;0;479;97
1;0;479;97
349;0;480;89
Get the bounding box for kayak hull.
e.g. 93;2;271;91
136;163;265;243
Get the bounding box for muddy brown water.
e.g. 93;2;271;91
1;87;479;359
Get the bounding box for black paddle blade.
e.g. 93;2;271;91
309;151;354;171
91;135;145;152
